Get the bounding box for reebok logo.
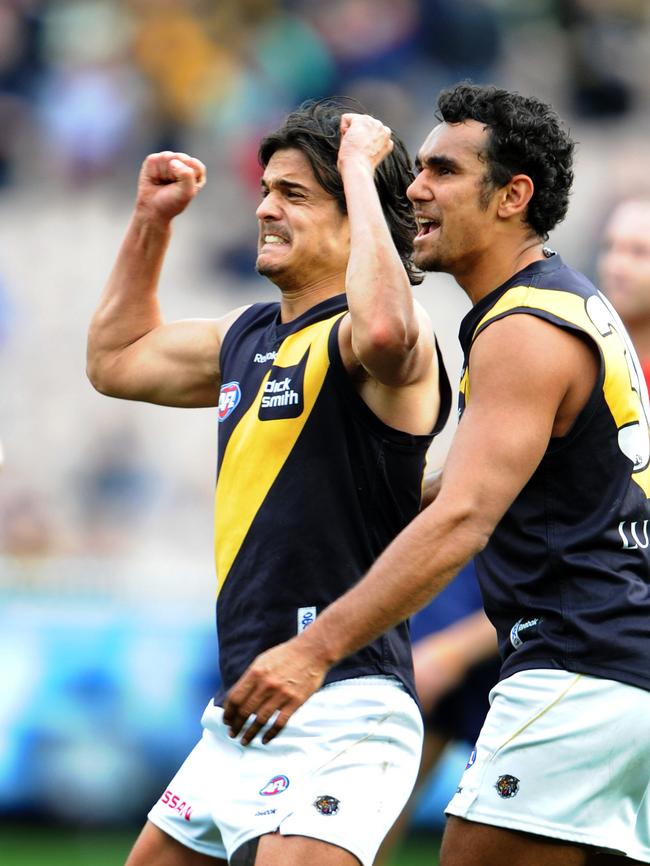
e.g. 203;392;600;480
254;351;277;364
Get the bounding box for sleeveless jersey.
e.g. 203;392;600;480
214;294;451;704
459;253;650;692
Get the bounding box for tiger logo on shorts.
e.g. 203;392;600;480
495;774;520;798
314;795;340;815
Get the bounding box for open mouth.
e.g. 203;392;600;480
415;218;440;240
262;234;289;245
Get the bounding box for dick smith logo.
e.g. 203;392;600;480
258;350;309;420
262;376;299;409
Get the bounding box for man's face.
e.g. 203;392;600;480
598;201;650;328
407;120;499;275
255;148;350;290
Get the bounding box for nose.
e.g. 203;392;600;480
256;191;282;222
407;172;432;204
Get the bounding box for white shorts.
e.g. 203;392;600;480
148;676;423;866
446;669;650;862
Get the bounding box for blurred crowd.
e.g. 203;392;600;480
1;0;650;572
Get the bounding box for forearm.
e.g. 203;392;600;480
87;213;171;388
339;157;418;371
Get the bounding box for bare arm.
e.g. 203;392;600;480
87;151;246;408
335;114;439;434
222;313;598;743
412;609;497;714
421;468;443;508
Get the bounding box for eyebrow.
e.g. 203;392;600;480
260;177;311;194
414;154;461;173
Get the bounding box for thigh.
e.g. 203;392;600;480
587;855;646;866
254;833;360;866
440;816;587;866
125;821;227;866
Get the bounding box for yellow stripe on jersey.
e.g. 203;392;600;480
214;313;345;594
467;285;650;497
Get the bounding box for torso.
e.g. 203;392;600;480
213;295;449;703
460;254;650;691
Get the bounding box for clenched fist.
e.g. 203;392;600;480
337;113;394;174
135;151;207;225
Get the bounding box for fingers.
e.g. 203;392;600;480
143;151;207;189
338;113;394;170
223;675;298;745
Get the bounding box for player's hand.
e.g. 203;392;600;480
222;638;327;745
337;113;394;173
135;151;207;225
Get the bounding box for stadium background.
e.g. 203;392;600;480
0;1;649;863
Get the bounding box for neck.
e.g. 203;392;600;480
455;237;546;305
274;272;346;322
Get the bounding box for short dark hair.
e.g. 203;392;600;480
437;83;575;240
259;98;423;285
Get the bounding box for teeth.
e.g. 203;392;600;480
264;235;287;244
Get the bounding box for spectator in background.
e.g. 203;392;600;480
598;198;650;388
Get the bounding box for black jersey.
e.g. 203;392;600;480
459;254;650;692
213;294;450;704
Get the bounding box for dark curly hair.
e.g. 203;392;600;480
437;83;575;240
259;98;423;285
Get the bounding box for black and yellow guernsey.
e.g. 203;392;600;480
460;253;650;692
213;294;450;705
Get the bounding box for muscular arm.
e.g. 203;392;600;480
335;115;439;434
87;151;246;408
223;313;598;743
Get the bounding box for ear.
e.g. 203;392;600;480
497;174;534;220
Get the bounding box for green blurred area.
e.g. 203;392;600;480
0;824;441;866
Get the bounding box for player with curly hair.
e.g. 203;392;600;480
226;84;650;865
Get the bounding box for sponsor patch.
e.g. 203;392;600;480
509;616;540;649
254;808;277;817
218;381;241;422
465;747;477;770
160;789;193;821
297;606;316;633
314;795;340;816
260;775;289;796
495;774;520;799
258;350;308;421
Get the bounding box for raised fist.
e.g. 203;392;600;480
338;113;394;173
135;151;207;224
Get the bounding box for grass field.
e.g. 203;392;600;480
0;824;442;865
